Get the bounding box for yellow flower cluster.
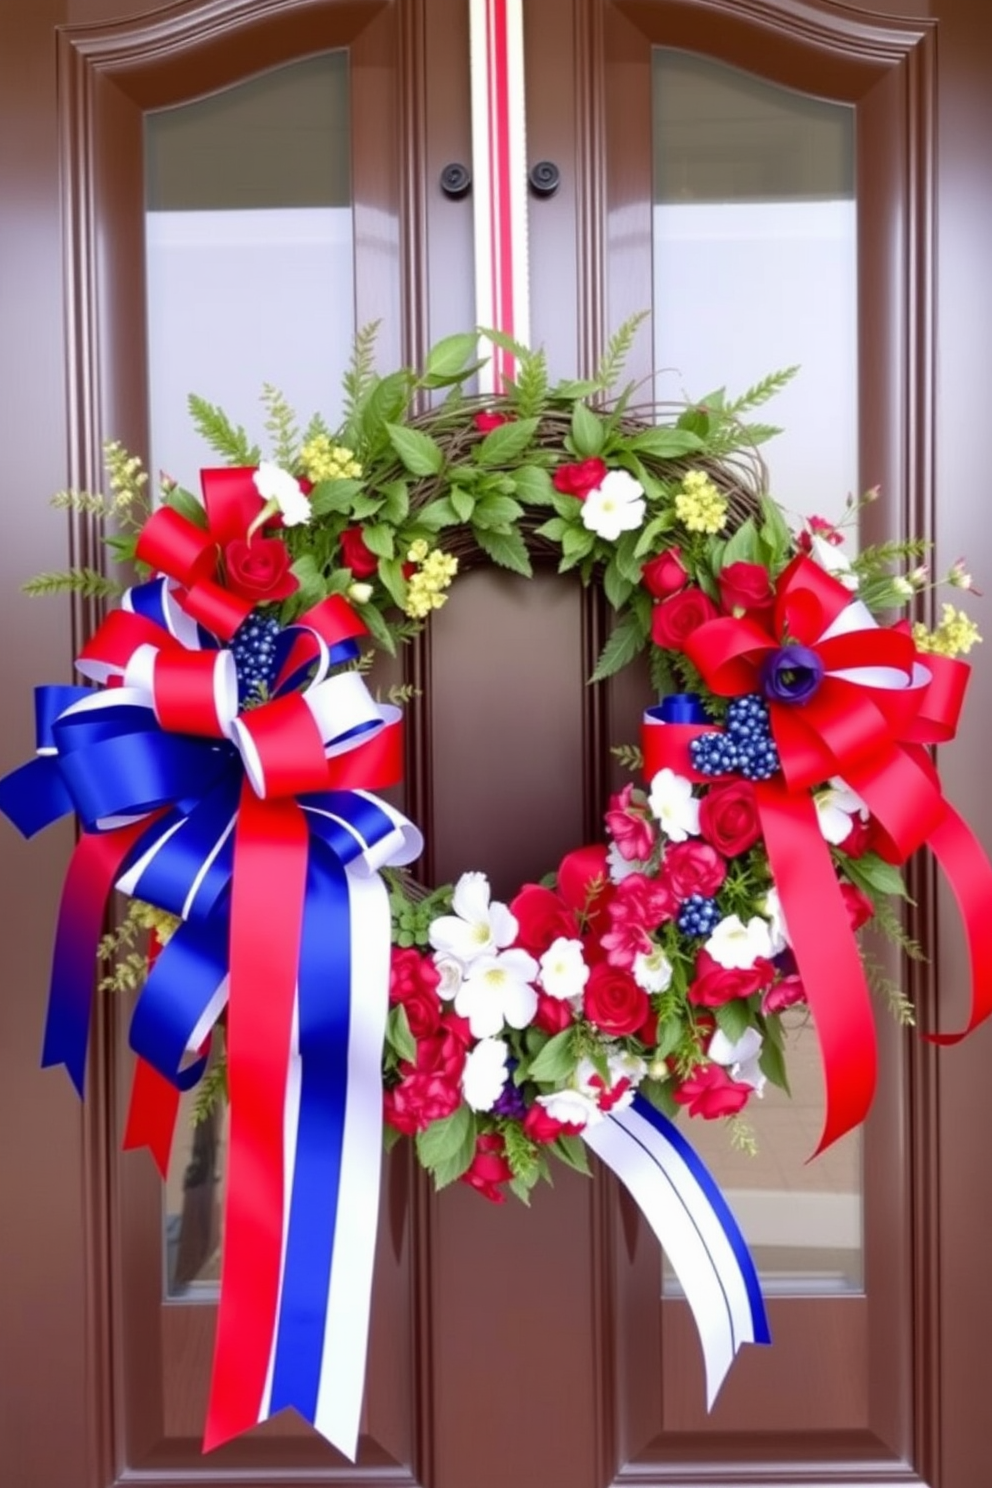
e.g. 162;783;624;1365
104;439;149;512
298;435;363;483
912;604;982;658
133;900;181;946
674;469;727;534
403;544;459;619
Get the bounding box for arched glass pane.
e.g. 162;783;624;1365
145;54;354;1299
145;52;354;499
653;49;863;1296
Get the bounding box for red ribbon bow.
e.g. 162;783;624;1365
645;556;992;1152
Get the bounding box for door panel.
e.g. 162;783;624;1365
2;1;991;1486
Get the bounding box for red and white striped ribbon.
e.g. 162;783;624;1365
469;0;530;393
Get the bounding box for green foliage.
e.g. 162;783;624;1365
610;742;644;773
261;383;300;469
863;953;916;1027
592;311;650;393
590;611;649;682
188;393;261;464
24;568;124;600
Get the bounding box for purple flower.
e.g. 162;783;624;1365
492;1079;527;1119
760;644;824;705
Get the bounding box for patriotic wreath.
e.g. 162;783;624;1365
5;324;991;1452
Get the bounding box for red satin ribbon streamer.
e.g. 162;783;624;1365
123;1057;180;1180
204;784;309;1450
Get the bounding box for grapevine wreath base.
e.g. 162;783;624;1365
2;326;990;1455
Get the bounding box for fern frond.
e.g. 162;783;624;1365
610;742;644;772
728;1115;758;1156
193;1055;229;1124
261;383;300;469
301;410;333;447
863;953;916;1026
188;393;261;465
342;321;381;432
872;896;927;961
23;568;123;600
512;349;550;419
724;366;800;417
594;310;650;393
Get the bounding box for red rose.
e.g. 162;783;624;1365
224;536;298;602
388;947;442;1039
840;882;874;931
474;411;512;433
523;1104;585;1144
688;948;775;1008
340;526;379;579
383;1070;461;1134
650;587;719;649
661;840;727;901
509;884;578;956
672;1063;751;1119
460;1133;513;1203
837;814;874;858
553;458;608;500
641;548;688;599
556;844;614;933
718;561;775;614
583;962;649;1036
699;780;762;856
533;992;575;1035
762;974;807;1015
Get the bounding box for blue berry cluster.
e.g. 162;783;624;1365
677;894;722;936
230;615;281;707
689;692;780;781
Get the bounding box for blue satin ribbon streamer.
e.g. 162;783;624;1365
652;692;710;725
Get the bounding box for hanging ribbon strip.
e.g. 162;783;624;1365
469;0;530;392
585;1094;770;1403
642;555;992;1154
0;471;423;1460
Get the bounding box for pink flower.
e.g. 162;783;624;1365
600;872;676;968
762;975;807;1015
661;840;727;901
797;515;845;553
672;1063;752;1119
605;783;657;862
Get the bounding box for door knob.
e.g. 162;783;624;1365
440;162;472;198
528;160;560;196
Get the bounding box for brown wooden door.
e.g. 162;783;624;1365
2;2;992;1486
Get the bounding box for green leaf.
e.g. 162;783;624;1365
758;1036;790;1094
655;1016;683;1060
450;486;476;523
475;417;539;466
634;1077;678;1118
359;601;397;656
163;484;208;528
534;516;571;543
413;497;461;532
187;393;261;465
423;332;480;382
590;612;648;682
570;401;605;457
380;480;411;525
714;999;752;1044
552;1134;592;1177
677;406;711;440
429;1118;480;1189
841;851;910;900
633;512;676;559
361;524;395;559
720;518;760;568
629;427;704;459
475;524;533;576
759;494;793;567
561;525;595;562
308;477;365;517
377;556;409;609
603;558;634;610
385;423;444;476
290;552;328;608
528;1028;578;1084
613;528;644;584
473;493;524;530
386;1004;417;1063
512;463;555;507
415;1104;474;1169
550;378;601;400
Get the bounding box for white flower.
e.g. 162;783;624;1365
454;948;539;1038
810;532;859;592
760;885;789;954
708;1027;766;1095
433;954;465;1002
537;1087;602;1129
461;1037;510;1112
574;1050;646;1115
253;460;312;527
647;768;700;842
704;913;773;970
580;470;646;541
429;871;518;964
633;945;674;993
814;777;869;846
539;937;589;1000
607;840;640;883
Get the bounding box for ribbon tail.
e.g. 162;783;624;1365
123;1057;181;1179
756;781;877;1154
266;862;391;1459
43;822;151;1095
927;803;992;1043
203;786;308;1453
584;1095;770;1408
